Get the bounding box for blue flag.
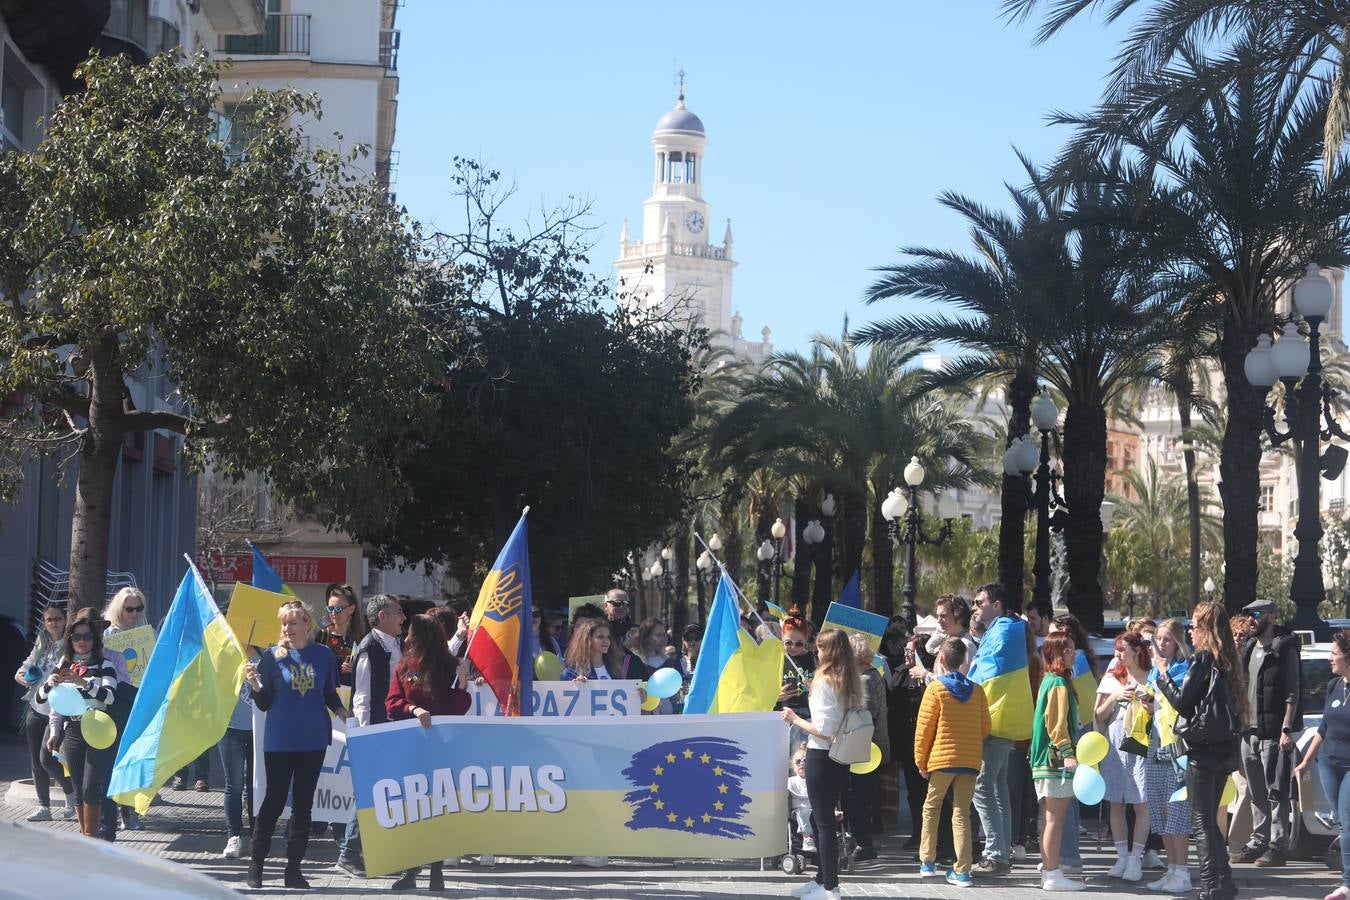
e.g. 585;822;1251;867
249;544;290;595
837;570;861;608
622;736;754;837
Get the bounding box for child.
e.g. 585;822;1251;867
787;747;815;852
914;637;991;888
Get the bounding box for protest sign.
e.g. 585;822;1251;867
822;602;888;657
467;680;642;717
347;713;787;874
225;583;290;648
104;625;156;687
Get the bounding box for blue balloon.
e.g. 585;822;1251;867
647;667;682;700
48;682;89;717
22;665;42;684
1072;764;1106;805
1176;754;1189;769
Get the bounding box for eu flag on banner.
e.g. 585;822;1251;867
467;511;534;716
622;736;753;838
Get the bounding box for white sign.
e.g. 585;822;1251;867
466;680;643;718
251;681;642;823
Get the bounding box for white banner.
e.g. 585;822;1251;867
251;680;642;823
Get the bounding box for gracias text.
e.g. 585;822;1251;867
370;765;567;827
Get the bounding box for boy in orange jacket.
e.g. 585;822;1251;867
915;637;992;886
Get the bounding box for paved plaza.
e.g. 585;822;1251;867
0;734;1335;899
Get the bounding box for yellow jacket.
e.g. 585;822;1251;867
914;676;992;773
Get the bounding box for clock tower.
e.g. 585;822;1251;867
616;79;742;340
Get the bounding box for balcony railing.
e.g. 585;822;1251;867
620;240;730;261
380;29;400;73
220;13;312;56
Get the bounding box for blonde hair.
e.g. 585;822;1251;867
274;600;314;659
813;629;863;711
104;587;148;630
1156;618;1191;661
847;631;873;665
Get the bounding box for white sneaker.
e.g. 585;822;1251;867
1143;850;1166;870
1012;843;1028;861
478;854;495;866
791;882;822;897
1149;869;1173;890
1123;856;1144;882
1108;856;1128;878
56;802;74;820
1042;870;1087;892
25;806;52;822
222;835;242;858
801;835;816;852
1164;870;1192;894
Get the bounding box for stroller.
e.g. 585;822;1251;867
779;802;856;875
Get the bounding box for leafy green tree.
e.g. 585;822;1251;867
0;54;433;611
358;160;699;608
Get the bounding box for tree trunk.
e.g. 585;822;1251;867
1219;315;1267;614
790;494;812;611
1062;400;1107;632
67;341;127;613
812;509;835;626
673;520;691;635
1177;371;1203;605
719;488;743;589
998;366;1037;610
870;477;894;617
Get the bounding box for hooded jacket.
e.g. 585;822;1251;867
914;672;991;773
1241;625;1302;740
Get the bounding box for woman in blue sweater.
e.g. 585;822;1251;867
1295;630;1350;900
244;601;351;889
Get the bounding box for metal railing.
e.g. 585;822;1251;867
380;29;400;73
27;557;138;637
220;13;312;56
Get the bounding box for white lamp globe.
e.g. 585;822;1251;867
771;517;787;540
708;533;722;552
820;494;837;517
1099;499;1117;530
757;539;775;561
881;487;907;521
938;493;960;520
904;456;926;487
1017;435;1039;474
1203;576;1215;593
1270;322;1309;380
1032;391;1059;432
696;550;712;570
1294;264;1334;320
1244;333;1277;389
649;560;663;578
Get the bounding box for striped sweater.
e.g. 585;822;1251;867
36;651;120;713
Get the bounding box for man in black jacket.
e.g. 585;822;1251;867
1236;598;1301;868
336;594;405;877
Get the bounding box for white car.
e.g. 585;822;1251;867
3;820;238;898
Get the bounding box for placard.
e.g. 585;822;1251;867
225;583;291;648
104;625;156;687
821;601;888;657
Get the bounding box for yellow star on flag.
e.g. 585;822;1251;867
653;765;664;776
702;813;712;823
649;783;660;793
712;765;724;776
714;801;724;811
665;753;676;763
683;816;694;828
700;752;711;764
682;748;694;759
667;812;678;823
717;783;729;794
655;800;665;810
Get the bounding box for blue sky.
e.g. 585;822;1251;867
394;1;1135;353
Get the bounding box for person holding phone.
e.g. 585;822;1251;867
1096;630;1153;881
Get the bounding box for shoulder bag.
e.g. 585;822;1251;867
828;706;875;765
1173;665;1238;749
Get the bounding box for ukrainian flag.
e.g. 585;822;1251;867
108;561;247;813
1072;650;1098;721
968;615;1033;740
684;574;784;714
249;543;297;596
467;511;534;716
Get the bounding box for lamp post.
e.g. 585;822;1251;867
650;550;675;625
1027;390;1067;606
1244;264;1346;640
695;536;720;624
756;518;788;606
882;456;959;629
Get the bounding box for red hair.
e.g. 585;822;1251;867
1040;632;1074;678
783;609;814;638
1110;630;1151;681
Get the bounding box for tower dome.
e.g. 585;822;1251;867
654;99;705;137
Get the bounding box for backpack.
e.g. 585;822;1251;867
828;706;874;765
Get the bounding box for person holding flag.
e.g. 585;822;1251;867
684;572;784;716
463;510;534;716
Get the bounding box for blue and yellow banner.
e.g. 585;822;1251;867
822;600;888;657
467;511;534;715
969;615;1033;740
1071;650;1098;719
683;574;784;715
347;714;787;874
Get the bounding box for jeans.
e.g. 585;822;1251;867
805;748;850;891
24;707;71;807
217;727;253;838
1188;752;1235;899
974;736;1013;863
252;749;325;874
922;771;977;874
1240;734;1291;851
61;718;112;805
1320;757;1350;887
340;810;363;866
843;770;877;849
1008;743;1035;845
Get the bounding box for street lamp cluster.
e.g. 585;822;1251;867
1003;390;1068;606
757;517;788;605
881;456;959;628
1244;264;1347;638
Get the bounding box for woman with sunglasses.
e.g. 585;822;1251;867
102;587;152;832
320;583;365;688
13;603;74;823
37;608;120;838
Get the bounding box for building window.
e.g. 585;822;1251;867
685;153;696;184
667;150;684;183
2;69;25;147
1259;484;1275;513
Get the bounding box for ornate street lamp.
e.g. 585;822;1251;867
1204;576;1216;602
1027;391;1069;606
695;545;718;624
882;456;959;629
756;517;788;606
1244;264;1347;639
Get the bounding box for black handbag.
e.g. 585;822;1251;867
1173;665;1238;748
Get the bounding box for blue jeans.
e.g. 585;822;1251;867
217;727;252;838
1320;756;1350;887
340;810;363;866
975;736;1013;863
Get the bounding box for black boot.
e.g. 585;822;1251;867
284;821;311;888
283;864;310;889
390;868;419;890
429;861;445;891
246;862;263;890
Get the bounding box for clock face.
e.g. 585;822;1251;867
684;211;705;234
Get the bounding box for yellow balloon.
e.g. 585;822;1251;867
81;710;118;750
533;651;562;681
849;743;883;775
1221;774;1237;807
1076;731;1109;767
641;693;661;712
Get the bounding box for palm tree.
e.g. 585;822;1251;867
858;160;1062;610
1003;1;1350;171
1057;27;1350;610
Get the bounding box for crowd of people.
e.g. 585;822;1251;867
9;579;1337;900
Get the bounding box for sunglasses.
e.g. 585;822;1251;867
71;632;94;642
327;606;349;615
125;605;143;613
1248;610;1265;620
